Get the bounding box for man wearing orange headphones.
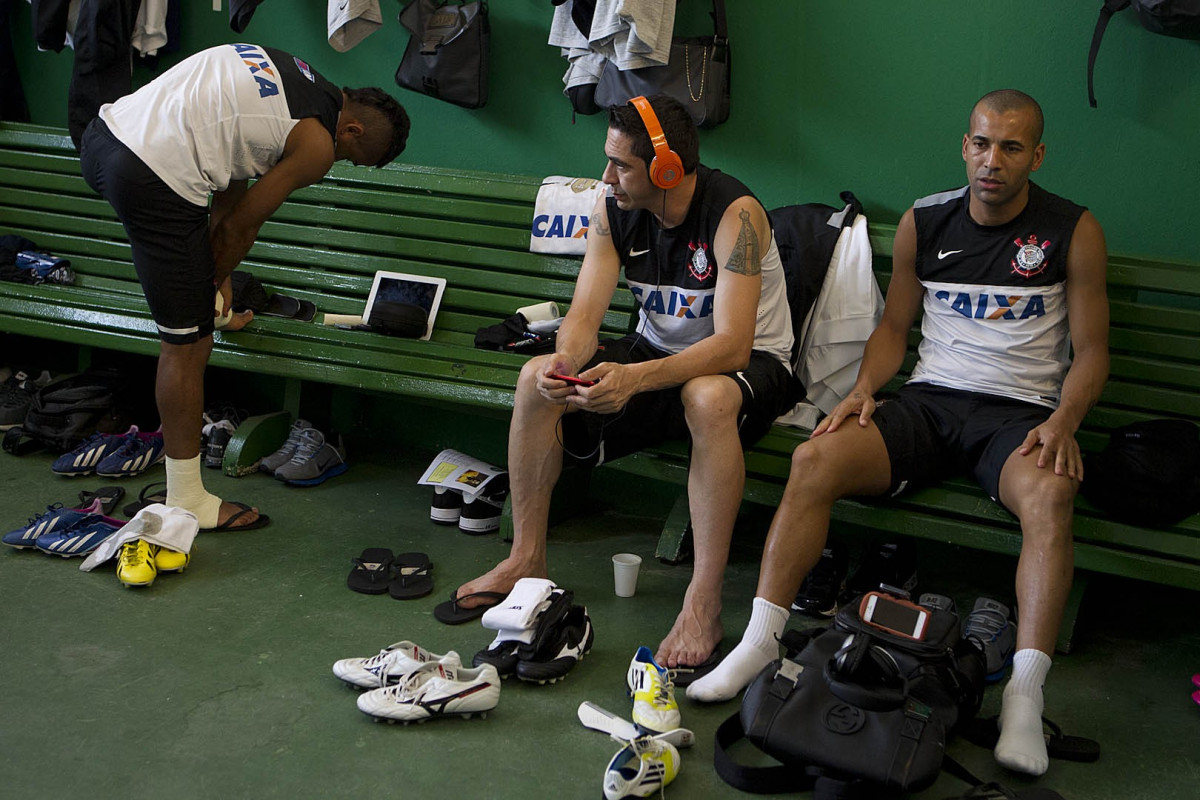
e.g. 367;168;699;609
454;94;798;677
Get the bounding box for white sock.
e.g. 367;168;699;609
687;597;788;703
995;648;1052;776
165;455;222;529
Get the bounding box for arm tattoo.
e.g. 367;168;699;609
724;209;762;276
590;212;611;237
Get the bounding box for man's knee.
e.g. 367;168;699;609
1004;462;1078;517
681;375;740;432
786;434;889;503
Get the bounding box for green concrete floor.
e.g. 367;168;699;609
1;445;1198;800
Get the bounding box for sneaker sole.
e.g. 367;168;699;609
430;508;461;524
119;576;156;587
458;516;500;534
282;462;349;486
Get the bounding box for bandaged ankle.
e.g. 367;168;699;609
481;577;556;631
165;455;222;529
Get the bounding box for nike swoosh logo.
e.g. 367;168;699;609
937;249;964;260
629;248;650;257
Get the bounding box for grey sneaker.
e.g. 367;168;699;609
273;427;348;486
964;597;1017;682
259;419;314;476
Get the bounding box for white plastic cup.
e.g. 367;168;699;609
612;553;643;597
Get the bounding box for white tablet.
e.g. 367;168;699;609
362;271;447;341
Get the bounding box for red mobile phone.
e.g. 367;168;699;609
548;373;596;387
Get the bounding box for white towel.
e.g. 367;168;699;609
79;504;198;572
328;0;383;53
531;176;606;255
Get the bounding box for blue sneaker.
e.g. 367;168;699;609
96;427;165;478
51;428;135;476
36;515;122;557
2;499;104;550
15;251;75;285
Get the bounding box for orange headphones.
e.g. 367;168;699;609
629;96;684;190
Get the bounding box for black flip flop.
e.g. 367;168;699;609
123;481;166;517
963;715;1101;763
348;548;395;595
433;590;507;624
79;485;125;516
669;647;723;687
389;552;434;600
201;502;272;532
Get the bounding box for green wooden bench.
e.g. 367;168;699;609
0;123;632;422
2;122;1197;651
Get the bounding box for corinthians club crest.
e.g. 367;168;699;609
688;242;712;281
1012;234;1050;278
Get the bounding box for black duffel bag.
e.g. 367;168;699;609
714;590;985;798
3;368;134;455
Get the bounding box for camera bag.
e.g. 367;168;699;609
714;592;985;798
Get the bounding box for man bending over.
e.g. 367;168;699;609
80;43;409;532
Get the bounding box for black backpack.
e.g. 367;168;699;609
768;191;864;374
1089;0;1200;106
3;368;134;454
1081;418;1200;527
714;592;985;798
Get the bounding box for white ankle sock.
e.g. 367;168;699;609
687;597;788;703
995;648;1052;776
165;455;222;529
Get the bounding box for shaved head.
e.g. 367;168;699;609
971;90;1044;144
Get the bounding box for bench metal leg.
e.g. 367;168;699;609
222;410;292;477
283;377;302;420
655;492;693;565
1055;573;1088;655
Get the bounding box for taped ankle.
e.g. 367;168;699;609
165;455;222;528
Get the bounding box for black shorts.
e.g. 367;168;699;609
872;382;1055;503
560;335;799;466
79;118;215;345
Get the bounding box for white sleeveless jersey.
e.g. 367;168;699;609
99;44;341;206
908;184;1086;409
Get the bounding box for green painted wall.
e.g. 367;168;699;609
7;1;1199;261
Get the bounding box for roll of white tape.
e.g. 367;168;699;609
517;301;560;323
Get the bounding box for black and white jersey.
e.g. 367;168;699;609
909;183;1087;408
99;43;342;206
605;165;793;366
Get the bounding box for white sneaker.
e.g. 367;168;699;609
357;662;500;723
603;736;681;800
332;640;461;689
626;646;681;734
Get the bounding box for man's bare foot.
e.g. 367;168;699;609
656;597;723;668
455;556;548;608
215;500;259;529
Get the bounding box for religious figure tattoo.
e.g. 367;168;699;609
590;212;611;237
724;209;761;276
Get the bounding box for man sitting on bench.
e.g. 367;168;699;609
688;90;1109;778
455;95;798;673
79;43;409;532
